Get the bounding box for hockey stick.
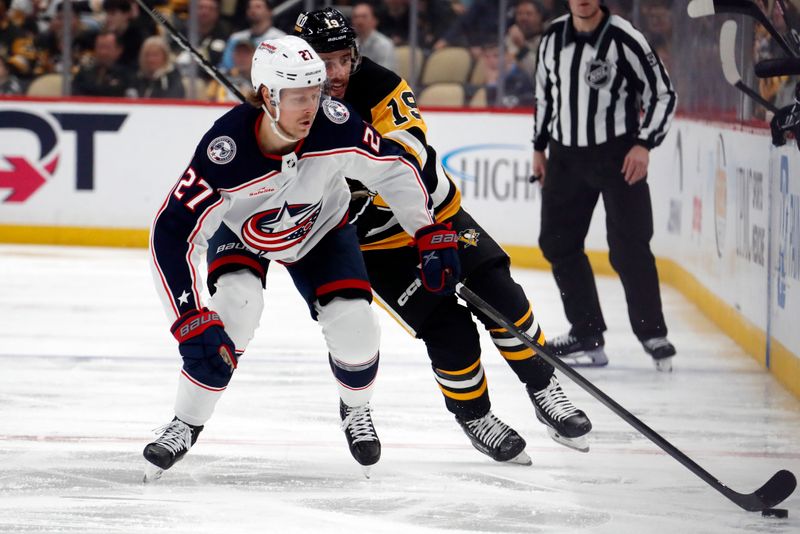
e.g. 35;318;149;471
131;0;247;102
774;0;800;55
455;283;797;512
719;20;781;112
688;0;798;57
754;56;800;77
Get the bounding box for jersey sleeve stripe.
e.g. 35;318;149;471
301;147;434;224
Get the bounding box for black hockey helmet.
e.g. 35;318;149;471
293;7;361;73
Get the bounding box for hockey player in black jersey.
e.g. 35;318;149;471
144;35;460;480
293;8;593;463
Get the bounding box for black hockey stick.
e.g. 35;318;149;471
688;0;798;57
455;282;797;512
754;56;800;77
774;0;800;55
719;20;781;113
132;0;247;102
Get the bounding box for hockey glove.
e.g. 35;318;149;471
171;309;237;384
414;222;461;295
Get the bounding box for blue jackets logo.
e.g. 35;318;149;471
241;200;322;252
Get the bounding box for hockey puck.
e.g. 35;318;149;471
761;508;788;518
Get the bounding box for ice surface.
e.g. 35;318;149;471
0;245;798;533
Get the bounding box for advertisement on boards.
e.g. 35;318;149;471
0;100;227;228
771;149;800;359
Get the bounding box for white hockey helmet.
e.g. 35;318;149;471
250;35;327;106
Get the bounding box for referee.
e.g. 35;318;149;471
532;0;677;371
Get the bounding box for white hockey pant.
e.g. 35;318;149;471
317;297;381;407
175;270;264;426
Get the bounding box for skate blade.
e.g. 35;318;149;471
361;465;372;479
506;450;532;466
546;427;589;453
653;356;674;372
142;461;164;483
560;348;609;368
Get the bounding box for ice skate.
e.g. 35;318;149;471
340;400;381;477
528;376;592;453
642;337;676;372
456;411;531;465
549;332;608;367
142;417;203;482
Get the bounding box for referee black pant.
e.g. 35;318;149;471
539;136;668;342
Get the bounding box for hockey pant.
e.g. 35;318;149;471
175;223;380;426
364;208;554;421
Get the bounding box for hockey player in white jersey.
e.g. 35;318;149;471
144;36;460;480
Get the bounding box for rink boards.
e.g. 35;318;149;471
0;96;798;397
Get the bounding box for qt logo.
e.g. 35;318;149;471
0;110;127;203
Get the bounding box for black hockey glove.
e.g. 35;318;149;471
171;308;237;378
414;222;461;295
770;102;800;149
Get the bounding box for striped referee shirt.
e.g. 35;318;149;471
533;7;676;151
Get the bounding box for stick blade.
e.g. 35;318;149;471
754;470;797;510
687;0;716;18
719;20;741;85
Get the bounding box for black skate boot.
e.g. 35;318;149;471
340;400;381;477
549;332;608;367
142;416;203;482
641;337;676;372
455;411;531;465
528;376;592;453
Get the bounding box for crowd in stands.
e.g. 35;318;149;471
754;0;800;115
0;0;796;112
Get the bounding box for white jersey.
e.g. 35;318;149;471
151;100;433;320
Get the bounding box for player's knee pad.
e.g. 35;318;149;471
208;270;264;352
317;297;380;364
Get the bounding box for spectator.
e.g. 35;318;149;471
0;0;36;79
0;55;23;94
351;2;395;70
33;2;96;76
479;41;534;108
173;0;230;77
434;0;507;56
72;30;136;96
219;0;284;71
206;38;252;102
102;0;146;69
640;0;672;47
538;0;568;20
505;0;545;81
605;0;633;18
755;0;797;113
135;35;185;98
42;0;102;33
379;0;454;48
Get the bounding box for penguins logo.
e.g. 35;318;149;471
458;228;480;248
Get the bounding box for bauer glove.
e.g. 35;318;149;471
414;222;461;295
171;308;237;379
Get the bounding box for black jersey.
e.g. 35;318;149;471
344;57;461;249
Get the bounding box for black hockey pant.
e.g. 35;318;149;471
538;137;668;341
364;209;554;420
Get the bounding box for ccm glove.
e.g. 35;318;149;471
414;222;461;295
171;308;237;378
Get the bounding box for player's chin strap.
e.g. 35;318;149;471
261;104;300;144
